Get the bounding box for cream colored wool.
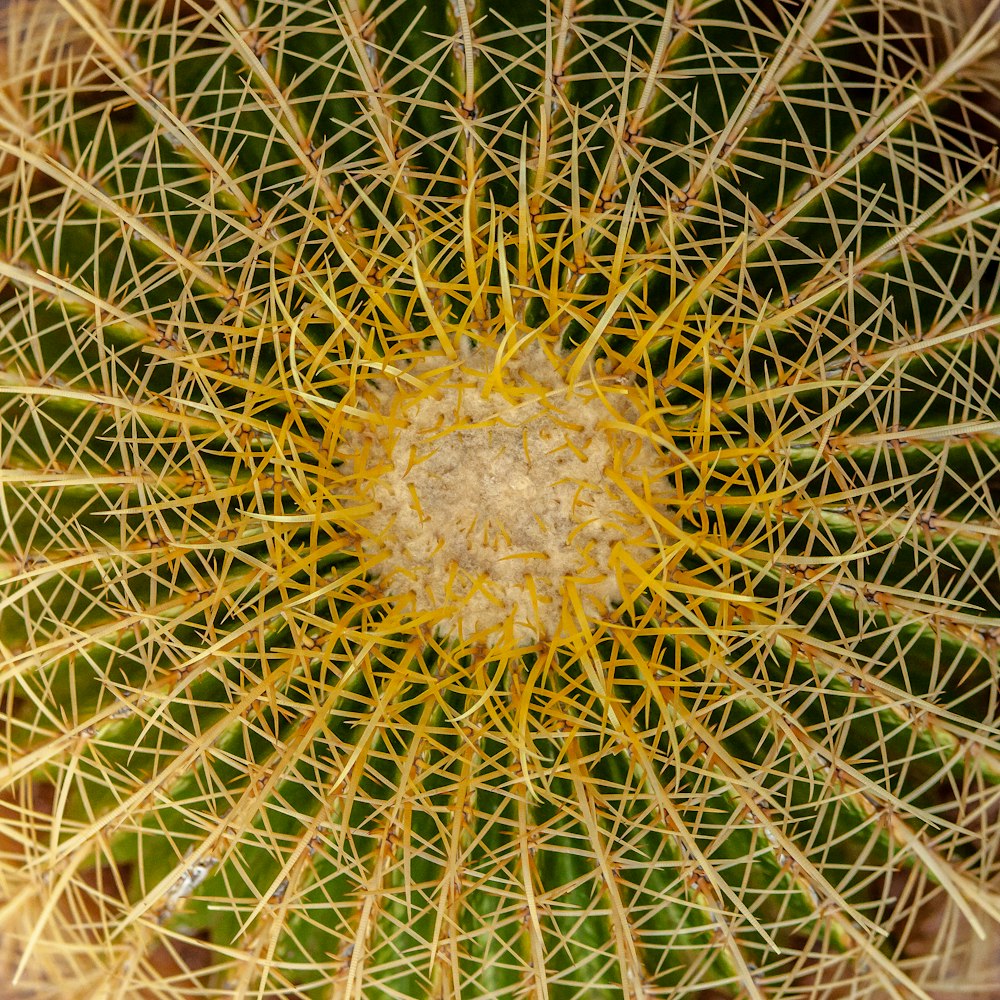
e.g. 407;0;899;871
344;344;664;642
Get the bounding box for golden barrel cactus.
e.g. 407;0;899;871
1;0;999;996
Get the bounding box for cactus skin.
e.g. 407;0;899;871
1;0;999;997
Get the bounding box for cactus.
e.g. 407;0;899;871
1;0;999;997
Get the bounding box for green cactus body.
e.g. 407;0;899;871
0;0;998;997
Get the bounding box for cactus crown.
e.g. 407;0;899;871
0;0;999;997
339;340;668;644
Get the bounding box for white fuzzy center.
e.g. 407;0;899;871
347;346;660;643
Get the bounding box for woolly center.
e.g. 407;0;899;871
347;346;660;643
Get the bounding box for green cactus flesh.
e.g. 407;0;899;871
0;0;999;997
